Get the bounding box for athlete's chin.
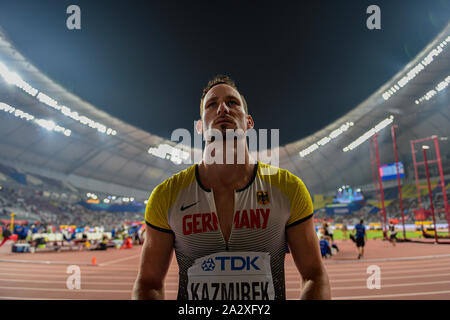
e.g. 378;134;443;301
213;123;236;131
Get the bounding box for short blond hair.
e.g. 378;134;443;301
199;75;248;117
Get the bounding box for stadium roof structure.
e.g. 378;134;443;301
0;23;449;199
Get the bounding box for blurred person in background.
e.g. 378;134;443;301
389;223;398;246
353;219;367;259
342;223;348;240
323;222;339;253
14;223;27;243
319;235;332;259
0;224;18;247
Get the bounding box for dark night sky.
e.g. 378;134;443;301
0;0;449;145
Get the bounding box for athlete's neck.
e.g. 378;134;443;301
198;150;256;191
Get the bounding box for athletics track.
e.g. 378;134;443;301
0;239;449;300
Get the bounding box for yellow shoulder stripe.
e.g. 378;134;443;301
145;164;196;231
258;162;313;226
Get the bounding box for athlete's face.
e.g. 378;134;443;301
198;84;253;136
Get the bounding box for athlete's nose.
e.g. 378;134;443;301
216;100;230;115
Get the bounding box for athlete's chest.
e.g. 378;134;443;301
212;189;235;243
169;181;288;247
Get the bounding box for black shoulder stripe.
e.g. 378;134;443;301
145;221;174;234
285;213;313;229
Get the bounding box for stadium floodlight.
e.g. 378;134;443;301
0;62;38;97
299;143;319;157
436;76;450;91
1;102;71;136
35;119;56;131
317;137;331;146
343;115;394;152
382;36;450;101
0;62;117;136
33;119;71;136
299;121;354;158
416;75;450;105
148;143;190;164
422;145;430;150
37;92;60;110
87;193;98;200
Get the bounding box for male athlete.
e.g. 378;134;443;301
353;219;367;259
132;75;331;300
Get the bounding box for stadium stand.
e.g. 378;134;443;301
0;23;449;242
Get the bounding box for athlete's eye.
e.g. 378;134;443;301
228;100;238;106
207;102;217;108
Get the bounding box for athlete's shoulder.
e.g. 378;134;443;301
258;162;313;226
151;163;197;196
257;161;306;187
145;164;197;232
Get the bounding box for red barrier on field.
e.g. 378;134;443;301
411;136;450;238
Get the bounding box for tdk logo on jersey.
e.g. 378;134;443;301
214;256;260;271
201;258;216;271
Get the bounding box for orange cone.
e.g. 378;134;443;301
92;256;97;266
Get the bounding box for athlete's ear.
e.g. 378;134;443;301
247;115;254;130
195;119;203;135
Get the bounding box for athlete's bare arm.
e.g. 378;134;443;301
132;225;174;299
287;217;331;300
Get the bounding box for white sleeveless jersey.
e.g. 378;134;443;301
145;161;313;300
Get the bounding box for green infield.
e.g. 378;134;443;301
330;230;449;240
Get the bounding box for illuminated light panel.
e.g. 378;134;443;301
37;92;60;110
382;36;450;101
0;62;116;135
0;102;71;136
0;62;38;96
148;144;189;164
317;137;331;146
343;116;394;152
299;122;354;158
415;75;450;105
87;193;98;200
148;143;190;165
299;143;318;157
